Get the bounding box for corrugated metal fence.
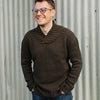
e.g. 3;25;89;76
0;0;100;100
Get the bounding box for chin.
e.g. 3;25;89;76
38;22;46;26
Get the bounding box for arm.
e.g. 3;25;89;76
21;34;35;91
62;32;82;94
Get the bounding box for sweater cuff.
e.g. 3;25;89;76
61;82;72;94
27;83;35;91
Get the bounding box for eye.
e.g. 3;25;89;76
34;9;38;13
40;8;47;12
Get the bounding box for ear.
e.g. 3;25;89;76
52;9;56;17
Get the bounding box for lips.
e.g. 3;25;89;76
35;15;46;25
37;17;44;21
36;17;46;24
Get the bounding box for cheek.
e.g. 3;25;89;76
47;15;53;20
35;15;39;18
35;15;37;19
35;14;45;17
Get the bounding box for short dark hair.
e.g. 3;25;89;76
35;0;55;9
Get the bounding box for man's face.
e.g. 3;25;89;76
34;1;56;26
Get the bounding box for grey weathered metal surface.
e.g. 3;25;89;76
0;0;100;100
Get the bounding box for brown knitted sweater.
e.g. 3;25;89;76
21;22;82;97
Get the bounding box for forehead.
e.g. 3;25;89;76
35;1;52;9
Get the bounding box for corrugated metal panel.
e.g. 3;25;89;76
0;0;100;100
0;0;34;100
55;0;100;100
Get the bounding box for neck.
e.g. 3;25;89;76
40;21;53;35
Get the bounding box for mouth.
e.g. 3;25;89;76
37;17;45;21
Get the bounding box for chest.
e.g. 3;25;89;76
29;35;68;60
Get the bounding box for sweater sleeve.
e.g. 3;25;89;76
62;31;82;94
21;34;35;91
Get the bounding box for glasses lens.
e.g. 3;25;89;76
33;8;48;14
34;9;38;13
40;8;47;13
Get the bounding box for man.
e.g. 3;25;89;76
21;0;82;100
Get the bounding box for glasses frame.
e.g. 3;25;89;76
32;7;53;15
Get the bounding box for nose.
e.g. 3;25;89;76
36;10;41;15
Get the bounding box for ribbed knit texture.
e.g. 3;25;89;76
21;22;82;97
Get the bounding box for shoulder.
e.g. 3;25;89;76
22;27;38;44
55;24;76;38
22;26;39;41
25;27;38;37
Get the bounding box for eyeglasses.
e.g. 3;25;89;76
32;8;53;14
